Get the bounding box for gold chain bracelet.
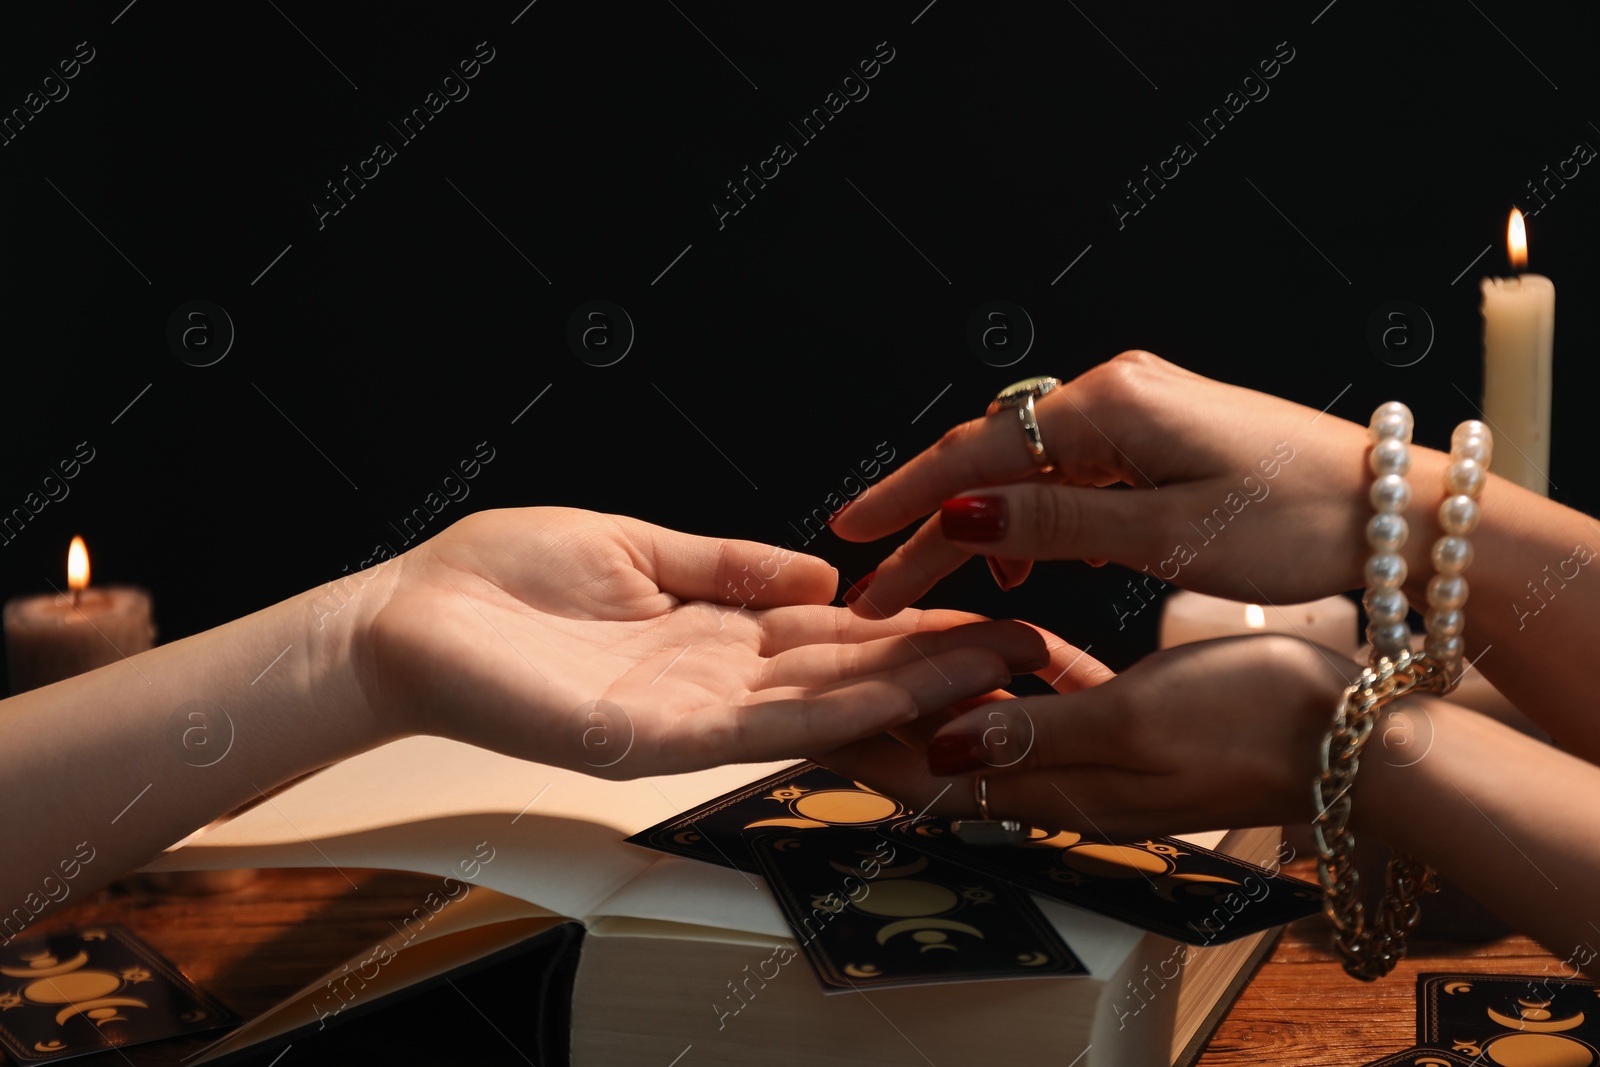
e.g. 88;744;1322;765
1313;649;1453;980
1326;404;1490;981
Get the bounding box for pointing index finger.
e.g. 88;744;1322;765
830;413;1039;541
831;380;1134;542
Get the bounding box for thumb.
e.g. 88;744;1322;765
938;482;1175;565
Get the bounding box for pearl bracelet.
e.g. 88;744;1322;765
1363;401;1415;662
1318;404;1493;980
1361;405;1493;678
1424;420;1493;681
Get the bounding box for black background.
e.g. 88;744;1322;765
3;1;1595;689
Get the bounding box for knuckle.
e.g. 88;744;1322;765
966;647;1010;688
1111;348;1163;370
1079;661;1118;688
932;418;978;457
1082;350;1165;416
1247;632;1301;658
1022;484;1076;550
977;700;1043;770
832;605;856;640
884;538;938;594
710;539;738;605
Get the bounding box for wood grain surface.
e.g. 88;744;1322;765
15;860;1557;1066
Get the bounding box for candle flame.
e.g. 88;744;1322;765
1245;603;1266;629
1508;207;1528;271
68;536;90;592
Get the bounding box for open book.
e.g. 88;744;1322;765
145;737;1293;1066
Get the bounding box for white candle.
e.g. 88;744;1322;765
1158;590;1359;658
3;536;155;694
1481;208;1555;495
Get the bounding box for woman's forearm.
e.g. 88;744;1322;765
0;570;398;937
1355;696;1600;972
1397;448;1600;761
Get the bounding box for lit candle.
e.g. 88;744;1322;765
1481;208;1555;495
4;536;155;694
1158;590;1360;658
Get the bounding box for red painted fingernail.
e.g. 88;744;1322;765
928;731;988;776
941;496;1007;542
843;569;876;606
987;556;1029;591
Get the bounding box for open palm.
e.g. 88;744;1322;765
355;508;1045;777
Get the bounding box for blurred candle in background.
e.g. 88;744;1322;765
1481;207;1555;495
1158;590;1359;658
4;536;155;694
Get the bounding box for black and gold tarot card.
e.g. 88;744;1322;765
747;827;1084;991
1417;972;1600;1064
1355;1049;1479;1066
887;818;1321;945
626;762;915;873
0;925;237;1063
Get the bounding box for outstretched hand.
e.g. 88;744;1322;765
353;507;1050;777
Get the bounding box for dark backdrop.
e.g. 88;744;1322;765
3;1;1594;689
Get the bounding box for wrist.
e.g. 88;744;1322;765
295;552;408;751
1281;639;1367;820
1343;694;1455;845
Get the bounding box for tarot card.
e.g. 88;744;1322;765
1417;971;1600;1063
1355;1049;1479;1067
888;817;1320;945
748;826;1084;991
0;925;237;1063
626;762;913;873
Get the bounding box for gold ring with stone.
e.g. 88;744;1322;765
987;376;1060;473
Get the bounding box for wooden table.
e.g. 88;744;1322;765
13;861;1561;1066
1194;861;1563;1065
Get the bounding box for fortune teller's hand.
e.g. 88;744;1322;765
831;351;1395;613
832;349;1600;775
817;633;1362;839
820;631;1600;970
354;507;1050;777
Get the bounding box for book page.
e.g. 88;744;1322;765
143;735;799;920
594;854;791;937
1173;830;1226;850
